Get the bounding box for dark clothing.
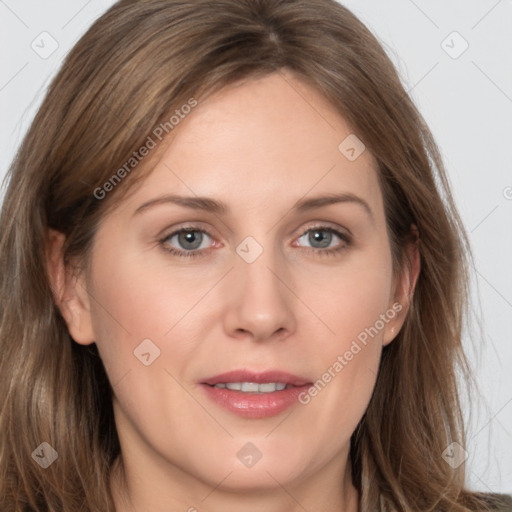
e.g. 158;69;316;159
485;493;512;511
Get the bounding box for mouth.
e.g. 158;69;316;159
205;381;295;393
199;369;313;418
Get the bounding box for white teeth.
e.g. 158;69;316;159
213;382;288;393
258;382;281;392
241;382;259;392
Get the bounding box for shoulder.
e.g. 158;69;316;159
482;493;512;511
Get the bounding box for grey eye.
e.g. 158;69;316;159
307;229;333;249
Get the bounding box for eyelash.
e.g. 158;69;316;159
158;225;351;259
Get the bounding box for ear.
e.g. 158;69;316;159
382;224;420;346
45;229;95;345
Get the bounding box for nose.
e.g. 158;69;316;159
222;244;297;343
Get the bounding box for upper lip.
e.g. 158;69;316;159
201;369;312;387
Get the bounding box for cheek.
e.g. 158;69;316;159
86;254;208;442
296;245;393;432
88;242;208;340
86;249;205;387
304;243;394;346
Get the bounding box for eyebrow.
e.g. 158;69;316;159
133;192;373;220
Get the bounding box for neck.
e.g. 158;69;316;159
110;452;360;512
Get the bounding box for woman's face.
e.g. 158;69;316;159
58;70;412;508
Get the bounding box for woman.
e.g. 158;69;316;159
0;0;510;510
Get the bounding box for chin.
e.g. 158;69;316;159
210;464;301;493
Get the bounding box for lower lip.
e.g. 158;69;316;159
200;384;312;419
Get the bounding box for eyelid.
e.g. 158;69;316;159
158;221;218;242
296;220;352;239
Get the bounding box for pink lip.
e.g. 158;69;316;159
200;369;313;419
201;369;311;387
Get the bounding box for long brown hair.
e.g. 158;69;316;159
0;0;503;510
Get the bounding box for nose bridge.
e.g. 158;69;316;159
237;233;288;306
224;233;296;341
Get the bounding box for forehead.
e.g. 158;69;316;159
107;71;382;221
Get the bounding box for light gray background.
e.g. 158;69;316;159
1;0;511;494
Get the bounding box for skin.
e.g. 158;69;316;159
47;70;419;512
